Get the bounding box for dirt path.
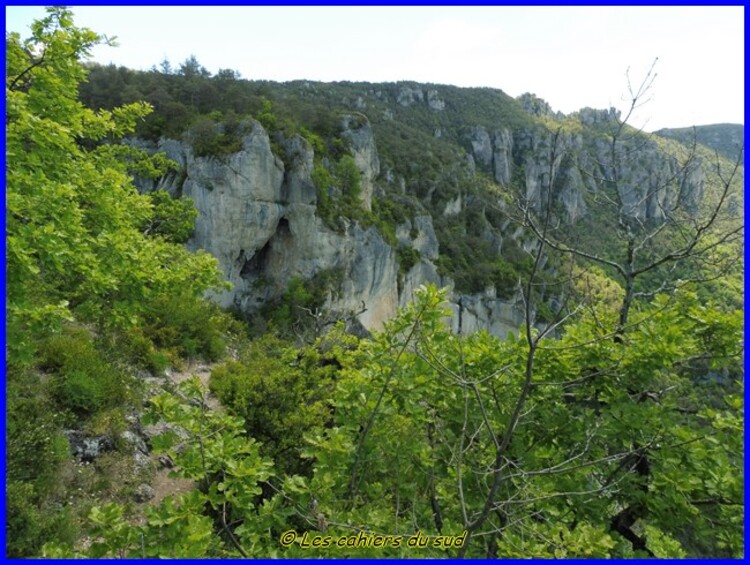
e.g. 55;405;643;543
168;361;222;411
146;360;224;506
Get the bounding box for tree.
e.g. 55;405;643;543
6;7;225;360
503;63;744;555
519;62;743;333
6;10;227;555
178;54;210;79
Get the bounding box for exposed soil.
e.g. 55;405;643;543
139;360;224;508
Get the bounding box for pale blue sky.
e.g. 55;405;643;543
6;5;744;130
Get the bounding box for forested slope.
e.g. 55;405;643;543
6;8;744;558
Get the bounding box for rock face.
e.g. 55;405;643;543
450;291;526;340
136;121;402;331
656;123;744;162
397;86;424;107
135;121;525;336
466;126;514;187
340;114;379;212
133;93;709;339
510;122;704;224
427;90;446;111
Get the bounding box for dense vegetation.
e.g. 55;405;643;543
6;9;239;555
6;8;743;558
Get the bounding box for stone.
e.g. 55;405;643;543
134;483;155;503
443;195;462;217
64;431;114;462
492;129;513;186
468;126;493;169
157;454;175;468
120;430;149;455
396;86;424;107
281;134;316;205
134;451;151;470
126;86;711;346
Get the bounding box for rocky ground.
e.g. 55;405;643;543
64;359;226;536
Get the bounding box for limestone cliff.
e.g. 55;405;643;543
134;118;529;336
129;84;720;340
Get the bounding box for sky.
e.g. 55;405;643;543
5;5;744;131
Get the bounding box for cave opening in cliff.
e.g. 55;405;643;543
276;217;290;236
240;243;270;279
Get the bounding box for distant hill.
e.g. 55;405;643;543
655;123;743;162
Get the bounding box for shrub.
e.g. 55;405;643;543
141;293;242;362
266;269;344;337
117;327;171;375
493;258;520;298
39;329;131;418
209;332;345;475
335;154;361;201
6;481;77;558
143;190;198;243
300;126;327;156
188;116;243;158
6;373;70;490
397;246;421;275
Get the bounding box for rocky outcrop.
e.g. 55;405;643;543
468;126;493;169
656;123;744;162
427;89;446;111
394;85;445;112
64;431;114;462
135;119;530;337
443;194;462;216
397;86;424;107
512;123;704;224
492;129;513;186
467;126;514;187
340;114;379;211
517;92;559;118
449;289;526;340
135;121;401;331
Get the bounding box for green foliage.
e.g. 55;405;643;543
265;269;344;338
313;153;369;230
56;285;742;558
257;97;277;131
142;190;198;243
39;328;133;417
5;10;239;557
267;275;317;332
7;481;77;558
6;7;226;364
9;9;744;559
187;113;247;158
311;163;333;206
46;378;282;558
210;331;348;475
300;126;327;155
141;292;243;362
6;373;70;489
298;285;743;557
335;154;362;200
396;245;421;276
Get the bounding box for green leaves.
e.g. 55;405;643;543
6;6;225;363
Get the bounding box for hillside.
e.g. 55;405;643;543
655;123;744;162
78;63;744;333
7;9;744;559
